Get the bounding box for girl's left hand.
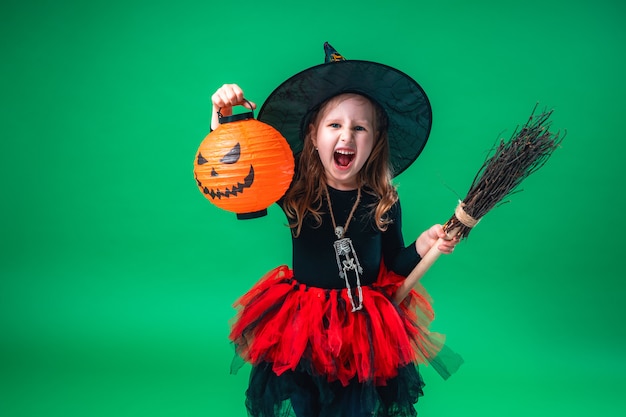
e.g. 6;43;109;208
415;224;460;257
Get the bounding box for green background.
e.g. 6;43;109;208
2;0;624;416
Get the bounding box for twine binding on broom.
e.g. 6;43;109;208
453;201;480;228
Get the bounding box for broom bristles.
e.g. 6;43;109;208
444;105;564;239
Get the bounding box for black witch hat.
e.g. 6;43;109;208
258;42;432;177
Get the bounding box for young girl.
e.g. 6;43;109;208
211;44;461;417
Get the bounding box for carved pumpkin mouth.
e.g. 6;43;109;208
196;164;255;199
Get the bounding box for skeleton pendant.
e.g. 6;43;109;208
333;237;364;312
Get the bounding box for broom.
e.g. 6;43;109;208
394;105;564;303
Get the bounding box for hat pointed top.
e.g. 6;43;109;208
324;42;346;63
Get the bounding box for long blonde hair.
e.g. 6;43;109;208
282;93;398;237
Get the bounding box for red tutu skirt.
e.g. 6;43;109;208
229;264;458;388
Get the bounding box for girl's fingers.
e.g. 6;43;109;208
212;84;256;110
439;237;460;254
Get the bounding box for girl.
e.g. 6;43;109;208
211;44;461;417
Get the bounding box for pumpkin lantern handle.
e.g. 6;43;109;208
217;99;255;124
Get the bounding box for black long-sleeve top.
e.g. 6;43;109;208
281;185;421;289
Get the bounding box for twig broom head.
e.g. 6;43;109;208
445;105;564;239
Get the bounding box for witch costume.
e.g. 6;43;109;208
229;43;462;417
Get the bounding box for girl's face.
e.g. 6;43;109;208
311;94;376;190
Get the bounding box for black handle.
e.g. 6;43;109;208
217;99;255;124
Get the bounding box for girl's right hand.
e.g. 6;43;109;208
210;84;257;130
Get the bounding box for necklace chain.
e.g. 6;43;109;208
324;185;361;239
324;184;364;312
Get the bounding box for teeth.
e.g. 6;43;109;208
335;149;355;155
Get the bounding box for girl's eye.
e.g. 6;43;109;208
329;123;340;128
355;126;366;131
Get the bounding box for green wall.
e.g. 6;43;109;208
2;0;624;416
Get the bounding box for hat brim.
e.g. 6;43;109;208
258;60;432;177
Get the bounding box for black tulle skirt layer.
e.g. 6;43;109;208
246;361;424;417
229;265;463;417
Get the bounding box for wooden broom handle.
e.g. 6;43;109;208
393;227;459;304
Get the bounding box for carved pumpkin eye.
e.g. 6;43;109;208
220;143;240;164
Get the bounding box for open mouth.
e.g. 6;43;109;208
334;149;355;168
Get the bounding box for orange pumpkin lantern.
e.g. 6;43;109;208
194;103;294;219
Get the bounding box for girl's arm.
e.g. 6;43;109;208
383;201;458;276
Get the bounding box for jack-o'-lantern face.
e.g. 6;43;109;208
196;142;254;199
193;118;294;218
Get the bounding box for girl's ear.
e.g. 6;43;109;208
309;124;318;147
